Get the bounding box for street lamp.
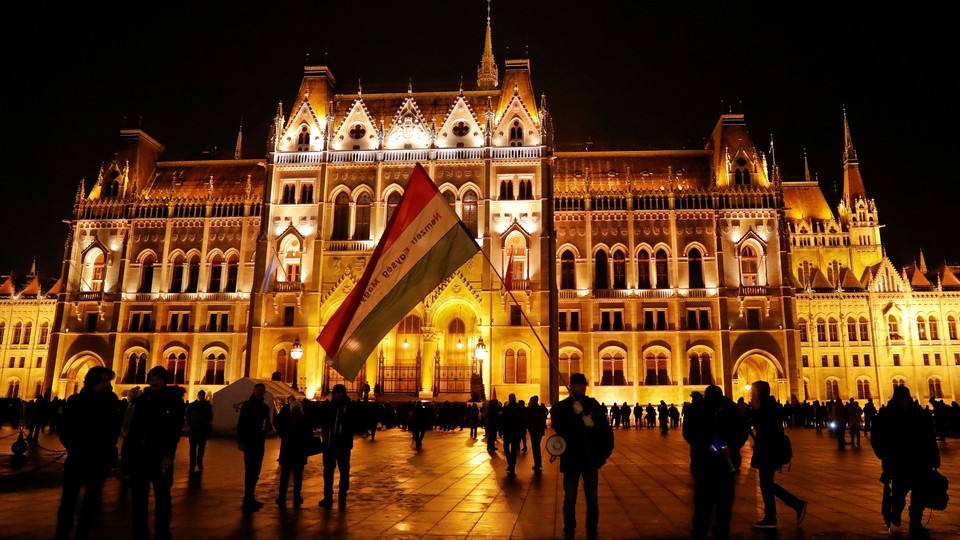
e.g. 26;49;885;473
474;336;487;361
290;337;304;360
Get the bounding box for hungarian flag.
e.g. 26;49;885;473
504;250;515;291
318;163;480;380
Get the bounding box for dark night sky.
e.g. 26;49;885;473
2;2;956;279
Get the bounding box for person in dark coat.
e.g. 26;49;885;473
500;394;526;475
410;401;431;449
467;402;481;438
55;366;121;540
863;397;877;433
871;385;941;537
658;400;670;434
125;366;185;540
551;373;614;540
525;395;548;471
186;390;213;472
683;385;748;540
318;384;355;509
275;400;312;506
237;382;271;513
633;403;642;429
749;380;807;529
485;399;501;451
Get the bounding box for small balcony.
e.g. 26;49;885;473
274;281;304;293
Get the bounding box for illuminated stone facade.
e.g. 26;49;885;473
36;12;959;405
0;268;58;399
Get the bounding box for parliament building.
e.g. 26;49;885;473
5;8;957;407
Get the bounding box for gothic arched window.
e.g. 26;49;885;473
637;250;651;289
354;192;372;240
688;248;704;289
594;251;609;290
655;249;669;289
560;251;576;290
462;190;478;237
332;192;351;240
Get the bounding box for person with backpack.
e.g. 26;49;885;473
871;385;942;538
551;373;614;540
683;385;749;540
749;380;807;529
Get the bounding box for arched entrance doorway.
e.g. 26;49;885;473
60;354;105;396
732;352;783;402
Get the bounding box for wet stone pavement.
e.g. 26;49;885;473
0;424;958;539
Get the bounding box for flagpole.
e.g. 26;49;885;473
476;247;569;390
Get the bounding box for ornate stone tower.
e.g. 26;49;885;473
477;0;499;90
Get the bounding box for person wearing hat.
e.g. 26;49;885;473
126;365;186;540
238;382;271;513
186;389;213;472
551;373;614;540
871;385;941;537
318;383;356;509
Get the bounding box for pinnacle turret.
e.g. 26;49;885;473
477;0;498;89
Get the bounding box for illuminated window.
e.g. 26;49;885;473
208;254;223;292
0;322;5;344
560;251;576;289
928;378;943;399
167;352;187;385
948;316;958;340
296;125;310;151
825;378;840;401
612;250;627;289
888;315;901;340
637;250;651;289
828;318;839;342
203;353;226;385
123;353;148;384
503;349;527;384
386;191;401;224
332;192;350;240
917;316;927;340
644;352;670;385
816;318;827;341
798;319;808;342
688;248;704;288
299;183;314;204
139;253;155;293
22;323;31;345
509;119;524;146
847;317;858;341
169;254;185;293
655;249;669;288
594;251;609;289
600;351;626;385
225;255;239;292
281;183;297;204
12;323;22;345
559;352;581;386
688;352;712;385
462;190;478;237
185;255;201;293
354;192;372;240
858;317;870;342
740;245;759;286
857;379;871;400
929;316;940;340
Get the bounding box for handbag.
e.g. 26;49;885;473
777;434;793;468
306;435;324;457
918;469;949;511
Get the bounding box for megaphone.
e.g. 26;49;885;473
546;434;567;462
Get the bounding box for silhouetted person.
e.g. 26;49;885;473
318;384;355;509
55;366;121;540
872;385;941;537
276;400;312;506
645;403;656;428
525;395;548;471
669;403;680;428
863;397;877;433
27;393;46;441
126;366;185;540
683;385;748;540
749;380;807;529
467;403;481;438
633;403;642;429
410;401;430;449
237;382;270;513
610;402;621;428
846;398;863;447
831;397;848;449
501;394;525;475
552;374;614;540
186;390;212;472
658;400;669;434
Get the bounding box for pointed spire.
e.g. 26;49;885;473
234;117;243;159
843;105;857;163
357;78;362;97
408;77;413;94
28;258;36;277
76;178;86;202
477;0;498;89
768;134;776;181
918;249;927;273
803;148;811;182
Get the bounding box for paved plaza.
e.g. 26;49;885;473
1;423;957;539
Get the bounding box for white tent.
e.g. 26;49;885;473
210;377;302;436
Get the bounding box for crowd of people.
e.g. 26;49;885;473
0;366;946;540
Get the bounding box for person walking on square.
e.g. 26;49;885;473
275;400;312;507
410;401;430;449
55;366;121;540
186;390;213;472
237;382;271;514
485;399;500;451
831;397;848;449
749;380;807;530
683;385;748;540
126;366;185;540
552;373;614;540
501;394;525;474
846;398;863;447
871;385;941;537
518;399;529;452
525;395;548;471
318;384;356;509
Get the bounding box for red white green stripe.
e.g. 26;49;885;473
318;163;479;380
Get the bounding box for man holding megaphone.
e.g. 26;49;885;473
551;373;614;540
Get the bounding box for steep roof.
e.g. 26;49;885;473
810;267;834;291
333;90;498;133
782;181;835;222
553;151;713;191
143;159;265;200
839;267;865;291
